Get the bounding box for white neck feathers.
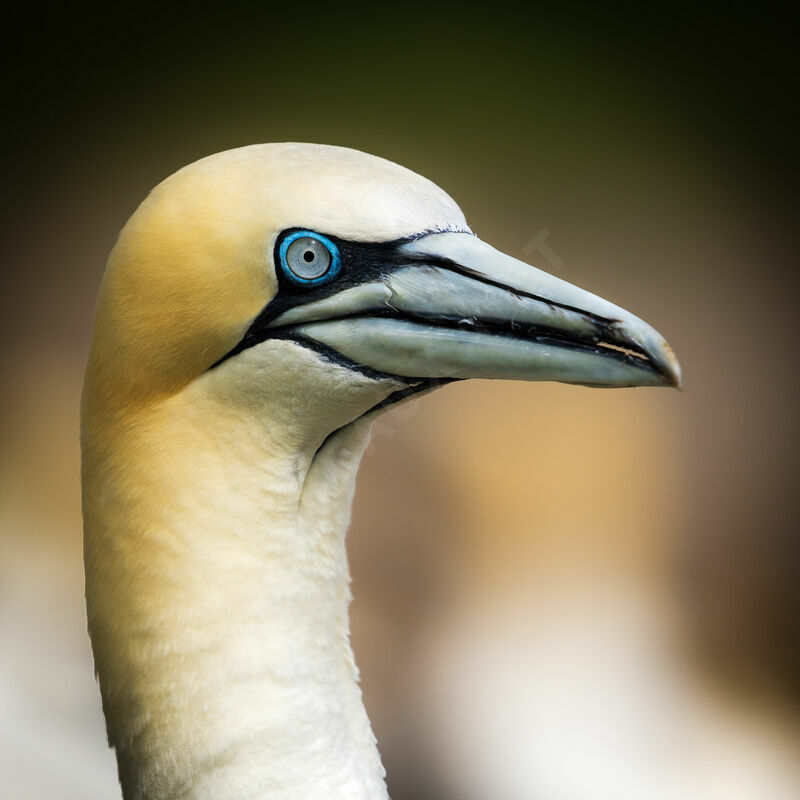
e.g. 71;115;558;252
82;374;389;800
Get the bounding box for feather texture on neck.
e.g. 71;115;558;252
82;344;398;800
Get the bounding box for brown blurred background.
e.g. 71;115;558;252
2;4;798;798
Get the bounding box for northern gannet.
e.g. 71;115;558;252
81;143;681;800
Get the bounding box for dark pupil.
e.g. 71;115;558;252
303;249;315;263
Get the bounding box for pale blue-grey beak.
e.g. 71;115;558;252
267;232;682;389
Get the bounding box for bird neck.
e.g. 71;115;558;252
82;380;388;800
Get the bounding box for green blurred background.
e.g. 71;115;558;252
2;4;798;798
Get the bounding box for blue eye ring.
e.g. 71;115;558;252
278;230;342;287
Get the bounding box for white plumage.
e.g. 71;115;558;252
82;143;679;799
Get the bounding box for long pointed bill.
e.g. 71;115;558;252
267;232;682;389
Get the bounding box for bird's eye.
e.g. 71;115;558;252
278;230;341;286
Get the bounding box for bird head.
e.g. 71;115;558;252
85;143;680;453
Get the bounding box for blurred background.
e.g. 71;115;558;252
2;4;798;798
